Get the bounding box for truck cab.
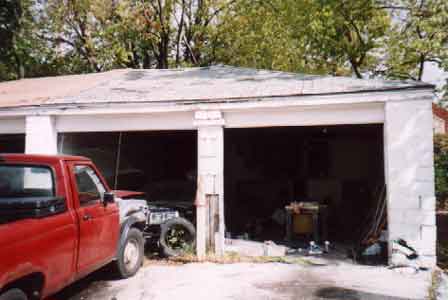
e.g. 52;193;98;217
0;154;144;300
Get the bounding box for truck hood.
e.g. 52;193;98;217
113;190;146;199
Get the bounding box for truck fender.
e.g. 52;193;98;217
117;216;145;255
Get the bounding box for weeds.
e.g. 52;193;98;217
437;241;448;272
167;251;309;265
428;269;442;300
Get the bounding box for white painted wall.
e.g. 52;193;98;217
56;112;195;132
384;99;436;267
0;118;25;134
224;103;384;128
25;115;58;155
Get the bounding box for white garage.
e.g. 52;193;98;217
0;66;437;266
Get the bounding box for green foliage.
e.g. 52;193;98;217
434;134;448;209
0;0;20;58
0;0;30;80
385;0;448;81
213;0;307;72
39;0;117;72
188;0;390;77
440;80;448;106
33;0;230;72
0;0;69;80
0;0;446;81
302;0;390;78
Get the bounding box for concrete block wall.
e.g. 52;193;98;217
384;100;436;266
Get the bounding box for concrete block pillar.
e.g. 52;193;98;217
194;111;225;259
384;99;436;267
25;115;58;155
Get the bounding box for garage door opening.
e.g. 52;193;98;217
224;125;385;252
58;131;197;205
0;134;25;153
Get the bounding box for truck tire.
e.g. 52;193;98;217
159;217;196;257
115;228;144;278
0;289;27;300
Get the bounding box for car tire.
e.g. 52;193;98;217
159;217;196;257
0;289;28;300
115;228;144;278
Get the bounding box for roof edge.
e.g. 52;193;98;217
0;82;435;111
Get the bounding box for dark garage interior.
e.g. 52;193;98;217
1;127;386;252
0;134;25;153
58;131;197;205
224;125;385;249
58;125;386;253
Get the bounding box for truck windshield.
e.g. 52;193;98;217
0;165;55;198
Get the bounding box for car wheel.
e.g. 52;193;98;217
115;228;144;278
160;217;196;257
0;289;28;300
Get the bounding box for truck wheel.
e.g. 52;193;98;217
0;289;27;300
115;228;144;278
159;217;196;257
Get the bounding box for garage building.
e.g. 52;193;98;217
0;66;436;266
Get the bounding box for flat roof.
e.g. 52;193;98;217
0;65;434;109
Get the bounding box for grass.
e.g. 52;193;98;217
437;241;448;272
428;269;442;300
143;249;310;266
199;253;309;265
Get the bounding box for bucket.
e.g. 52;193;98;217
293;214;313;234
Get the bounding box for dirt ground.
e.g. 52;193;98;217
52;260;431;300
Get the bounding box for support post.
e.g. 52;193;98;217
194;111;225;259
384;99;436;267
25;115;58;155
207;193;220;251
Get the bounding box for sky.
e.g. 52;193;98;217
422;63;447;102
422;62;447;90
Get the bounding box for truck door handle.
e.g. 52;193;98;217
83;214;92;221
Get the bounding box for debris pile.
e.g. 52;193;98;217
389;239;426;273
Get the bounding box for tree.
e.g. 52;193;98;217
434;134;448;209
0;0;22;79
212;0;308;72
39;0;117;72
0;0;40;80
439;80;448;106
385;0;448;81
213;0;390;77
179;0;235;66
0;0;61;80
36;0;232;71
304;0;390;78
1;0;446;82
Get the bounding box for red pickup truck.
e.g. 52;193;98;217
0;154;145;300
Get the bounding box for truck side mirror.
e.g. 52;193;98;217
103;192;115;205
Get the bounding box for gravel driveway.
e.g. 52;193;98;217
52;261;431;300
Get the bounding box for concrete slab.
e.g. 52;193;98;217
225;239;288;257
53;262;432;300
